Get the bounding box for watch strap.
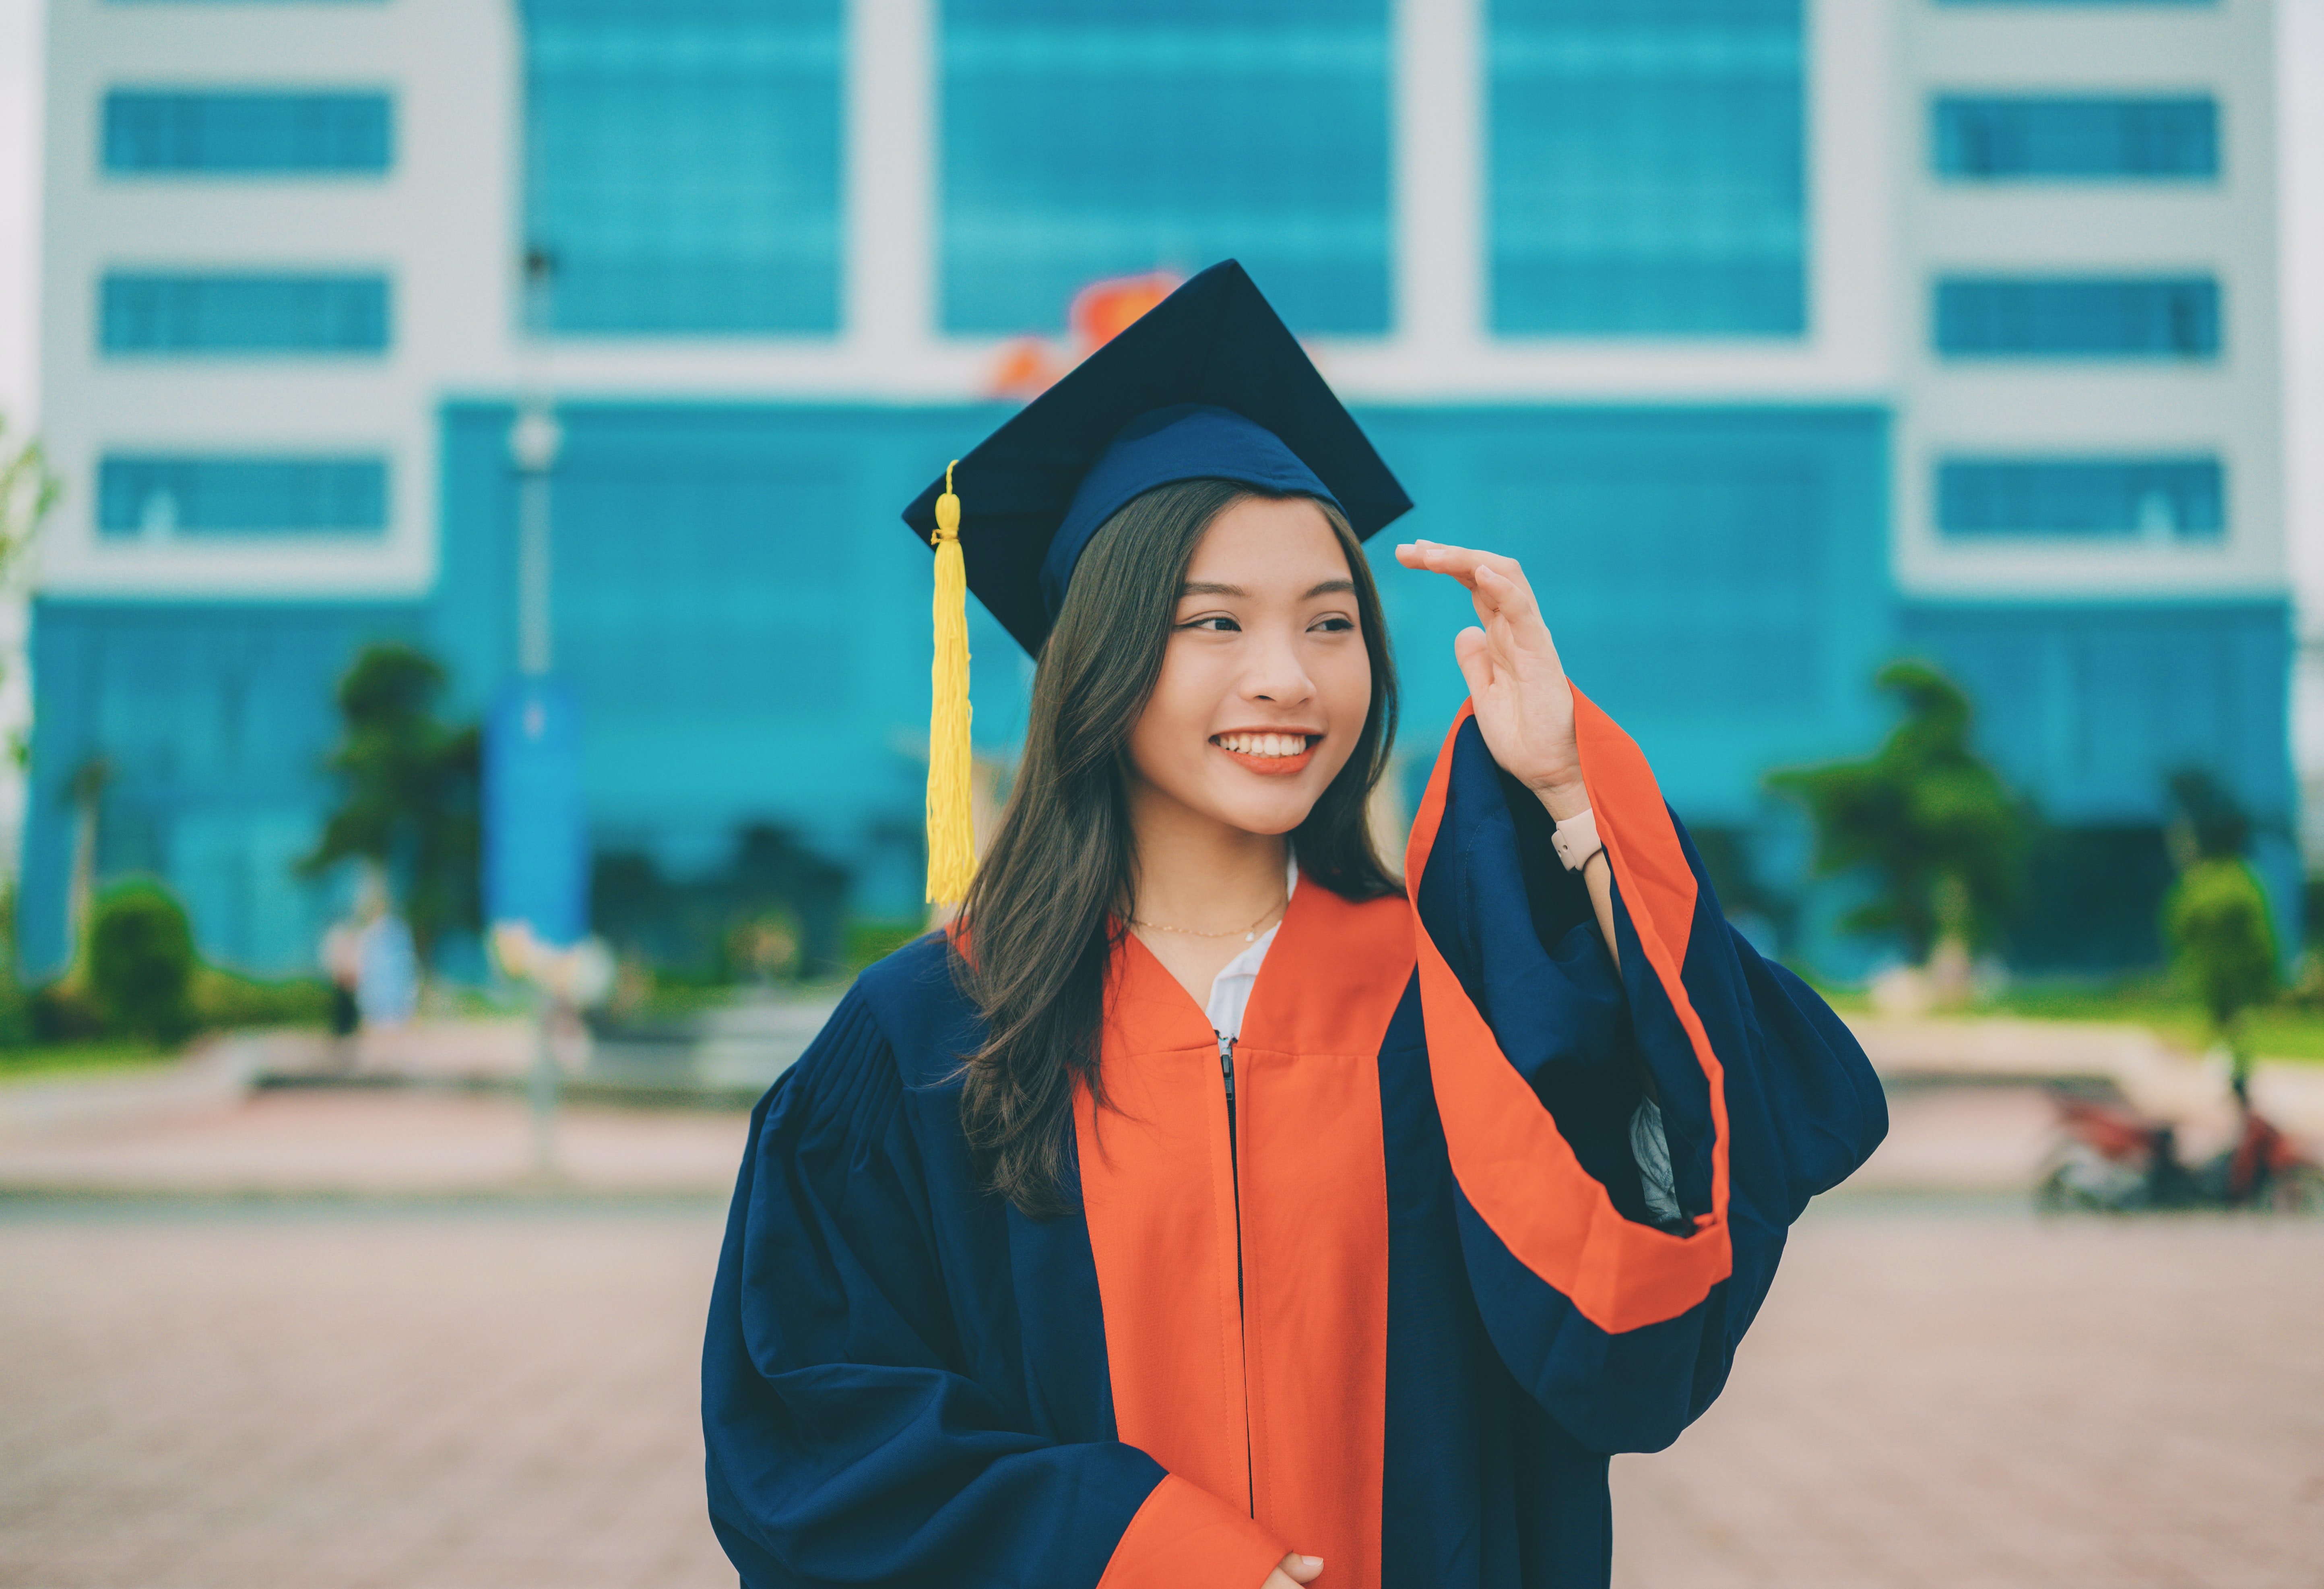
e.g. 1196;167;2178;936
1550;806;1604;872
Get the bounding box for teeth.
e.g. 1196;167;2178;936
1219;733;1309;757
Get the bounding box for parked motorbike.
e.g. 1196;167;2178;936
2036;1086;2324;1214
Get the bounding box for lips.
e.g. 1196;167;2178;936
1211;729;1320;777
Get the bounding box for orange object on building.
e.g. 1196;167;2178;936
987;338;1066;401
984;271;1183;401
1070;271;1181;351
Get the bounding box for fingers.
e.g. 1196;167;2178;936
1400;541;1544;641
1452;625;1494;698
1394;539;1535;607
1279;1553;1326;1585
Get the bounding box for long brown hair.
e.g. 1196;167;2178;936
952;478;1400;1218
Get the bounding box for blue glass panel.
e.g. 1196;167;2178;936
1488;456;1822;705
941;0;1391;335
1934;277;2218;357
19;600;424;976
97;457;388;536
1489;0;1805;336
1937;458;2223;540
521;0;841;335
1933;96;2215;179
103;91;393;173
550;455;856;724
1351;405;1893;829
99;273;391;353
1898;602;2290;828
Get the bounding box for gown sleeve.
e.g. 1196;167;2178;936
1408;696;1888;1457
702;982;1288;1589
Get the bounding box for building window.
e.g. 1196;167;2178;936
1485;451;1826;709
97;457;389;538
1934;277;2218;358
1937;458;2223;541
553;457;854;720
521;0;842;336
99;273;391;353
940;0;1392;336
1488;0;1806;337
103;91;393;174
1932;96;2216;180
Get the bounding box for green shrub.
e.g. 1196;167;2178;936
29;982;105;1043
87;880;197;1044
191;967;334;1030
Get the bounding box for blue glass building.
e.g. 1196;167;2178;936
30;0;2291;979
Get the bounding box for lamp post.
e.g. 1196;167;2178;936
487;244;588;1180
506;400;563;1178
509;401;562;677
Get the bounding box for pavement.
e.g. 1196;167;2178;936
0;1089;752;1197
2;1198;2316;1589
0;1010;2319;1587
1609;1205;2324;1589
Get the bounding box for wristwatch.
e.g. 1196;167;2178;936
1550;806;1604;873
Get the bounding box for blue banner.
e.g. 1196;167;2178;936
483;676;588;946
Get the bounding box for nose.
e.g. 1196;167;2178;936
1240;626;1316;708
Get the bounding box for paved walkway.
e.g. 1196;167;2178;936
2;1199;2317;1589
0;1090;750;1196
1612;1207;2324;1589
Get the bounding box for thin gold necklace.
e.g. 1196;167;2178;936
1131;894;1288;944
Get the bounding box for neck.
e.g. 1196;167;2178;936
1127;779;1288;933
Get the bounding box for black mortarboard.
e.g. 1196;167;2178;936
901;259;1414;658
903;260;1412;903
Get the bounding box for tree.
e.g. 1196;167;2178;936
1769;659;2026;967
2161;769;2277;1098
301;644;481;967
3;418;62;1013
0;416;59;589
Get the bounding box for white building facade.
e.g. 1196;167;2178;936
31;0;2291;976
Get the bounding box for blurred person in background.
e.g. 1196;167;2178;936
703;265;1889;1589
350;870;417;1031
319;911;362;1060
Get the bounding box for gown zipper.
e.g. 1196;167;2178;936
1219;1029;1254;1512
1219;1031;1238;1162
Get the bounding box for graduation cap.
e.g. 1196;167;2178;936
902;259;1413;903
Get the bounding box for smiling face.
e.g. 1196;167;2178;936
1123;493;1374;839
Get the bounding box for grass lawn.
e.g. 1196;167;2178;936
1791;963;2324;1064
0;1040;174;1086
1985;980;2324;1063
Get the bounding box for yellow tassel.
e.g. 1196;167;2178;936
926;462;976;904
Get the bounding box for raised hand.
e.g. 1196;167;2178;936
1393;540;1587;820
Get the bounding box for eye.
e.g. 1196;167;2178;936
1309;614;1356;633
1180;614;1240;633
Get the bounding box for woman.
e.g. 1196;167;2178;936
704;263;1886;1589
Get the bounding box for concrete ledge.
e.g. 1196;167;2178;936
0;1035;277;1145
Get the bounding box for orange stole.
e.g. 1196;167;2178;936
1076;882;1412;1589
1402;695;1734;1333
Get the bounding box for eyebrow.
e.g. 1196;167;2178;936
1179;578;1357;599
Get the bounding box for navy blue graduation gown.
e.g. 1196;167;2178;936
704;692;1887;1589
